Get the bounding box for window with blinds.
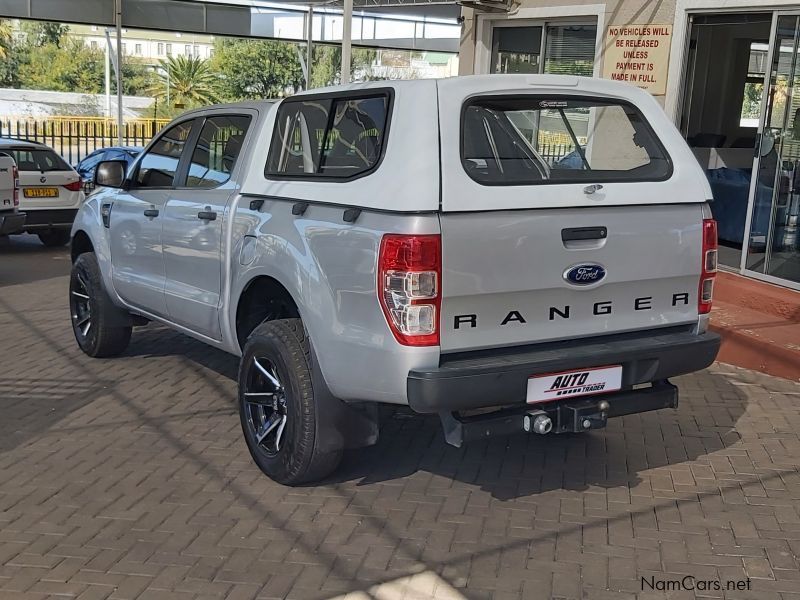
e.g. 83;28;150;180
490;22;597;76
544;25;597;76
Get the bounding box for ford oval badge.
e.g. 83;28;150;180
564;263;606;286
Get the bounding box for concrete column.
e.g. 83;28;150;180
115;0;123;145
341;0;352;84
307;6;314;89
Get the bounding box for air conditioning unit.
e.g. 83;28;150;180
457;0;515;13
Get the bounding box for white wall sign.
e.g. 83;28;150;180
603;24;672;95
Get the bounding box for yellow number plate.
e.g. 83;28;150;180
23;187;59;198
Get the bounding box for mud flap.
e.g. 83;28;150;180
309;345;380;452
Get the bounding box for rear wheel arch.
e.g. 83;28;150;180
235;275;301;349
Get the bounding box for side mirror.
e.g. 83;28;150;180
95;160;127;189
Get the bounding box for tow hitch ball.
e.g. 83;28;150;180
524;399;611;435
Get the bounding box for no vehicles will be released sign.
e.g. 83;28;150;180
603;24;672;95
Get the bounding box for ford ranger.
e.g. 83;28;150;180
69;75;721;485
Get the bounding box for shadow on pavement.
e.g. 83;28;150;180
124;324;239;386
326;369;748;500
125;322;749;501
0;376;112;453
0;234;70;287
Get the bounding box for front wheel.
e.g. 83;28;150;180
70;252;132;357
38;229;71;247
238;319;342;485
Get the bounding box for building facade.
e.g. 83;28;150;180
459;0;800;291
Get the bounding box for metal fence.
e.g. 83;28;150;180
0;117;170;165
540;143;575;165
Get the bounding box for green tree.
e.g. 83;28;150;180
210;38;304;100
310;45;376;88
20;21;69;48
20;38;104;93
0;19;13;59
120;58;158;97
0;20;23;87
152;55;219;108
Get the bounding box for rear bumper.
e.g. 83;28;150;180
407;328;721;414
0;211;26;235
22;209;78;230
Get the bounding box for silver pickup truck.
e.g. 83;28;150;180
70;75;721;485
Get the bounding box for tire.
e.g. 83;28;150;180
38;229;71;247
69;252;132;358
238;319;342;485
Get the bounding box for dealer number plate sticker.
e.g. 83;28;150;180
527;365;622;404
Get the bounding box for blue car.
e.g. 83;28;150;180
75;146;143;188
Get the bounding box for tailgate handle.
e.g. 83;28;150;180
561;226;607;242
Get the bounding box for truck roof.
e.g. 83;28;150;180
291;74;655;102
177;100;277;118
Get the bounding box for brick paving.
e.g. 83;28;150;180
1;234;800;600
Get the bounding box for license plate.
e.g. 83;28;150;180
527;365;622;404
23;187;59;198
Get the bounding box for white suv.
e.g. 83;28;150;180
0;138;83;246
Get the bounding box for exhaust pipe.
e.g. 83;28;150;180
524;411;553;435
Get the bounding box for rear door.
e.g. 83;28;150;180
162;112;253;340
436;78;711;352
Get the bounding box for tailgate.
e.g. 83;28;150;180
435;78;709;352
440;204;704;352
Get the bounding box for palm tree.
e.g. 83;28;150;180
153;55;219;108
0;20;13;60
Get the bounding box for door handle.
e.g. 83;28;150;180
583;184;604;195
143;208;159;218
197;210;217;221
561;226;607;242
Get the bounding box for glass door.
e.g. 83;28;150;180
745;13;800;287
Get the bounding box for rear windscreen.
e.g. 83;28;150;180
6;148;71;172
461;96;672;185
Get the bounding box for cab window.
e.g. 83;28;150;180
135;120;194;188
265;92;390;180
186;115;251;188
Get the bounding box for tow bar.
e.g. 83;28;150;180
437;381;678;447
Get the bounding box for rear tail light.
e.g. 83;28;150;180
63;180;82;192
12;164;18;207
699;218;718;314
378;234;441;346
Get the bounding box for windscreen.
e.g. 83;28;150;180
5;148;71;172
461;96;671;185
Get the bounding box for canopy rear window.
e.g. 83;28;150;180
461;96;672;185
